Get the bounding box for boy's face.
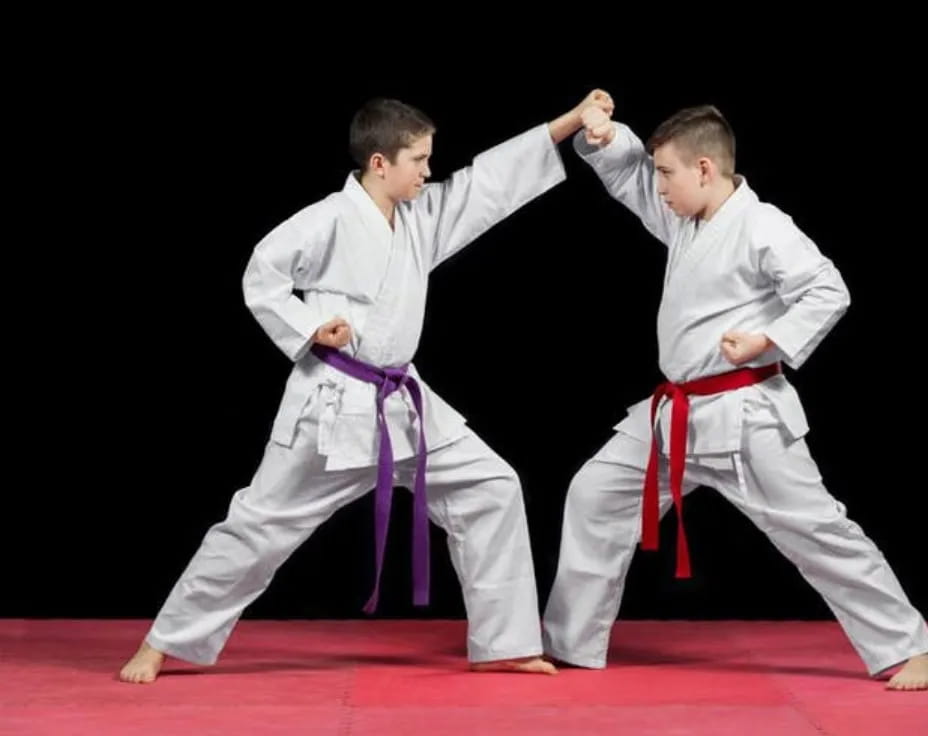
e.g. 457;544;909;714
653;141;707;217
383;134;432;201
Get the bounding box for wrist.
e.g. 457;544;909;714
758;334;775;356
602;123;616;145
564;106;585;135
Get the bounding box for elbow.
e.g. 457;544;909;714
241;252;262;308
826;286;851;327
242;276;262;314
836;276;851;315
823;263;851;316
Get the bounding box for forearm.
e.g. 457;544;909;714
548;106;586;144
427;123;567;267
242;215;331;362
761;244;851;369
243;251;325;361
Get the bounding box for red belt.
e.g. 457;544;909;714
642;361;782;577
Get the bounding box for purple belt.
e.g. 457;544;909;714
310;343;429;613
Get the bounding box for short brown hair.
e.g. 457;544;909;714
349;98;436;172
646;105;735;177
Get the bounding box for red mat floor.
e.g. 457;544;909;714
1;619;923;734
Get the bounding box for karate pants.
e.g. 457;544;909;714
542;396;928;674
146;408;542;665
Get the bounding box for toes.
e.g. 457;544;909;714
885;677;928;690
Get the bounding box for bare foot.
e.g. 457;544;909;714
470;656;557;675
118;641;165;684
886;653;928;691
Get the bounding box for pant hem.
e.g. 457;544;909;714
542;644;606;670
145;632;219;667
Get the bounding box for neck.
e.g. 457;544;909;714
697;176;737;222
359;171;397;228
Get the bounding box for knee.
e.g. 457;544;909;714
565;463;607;517
463;454;524;517
496;458;520;488
493;460;523;508
769;495;853;536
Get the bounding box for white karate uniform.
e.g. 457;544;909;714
542;122;928;674
146;123;567;665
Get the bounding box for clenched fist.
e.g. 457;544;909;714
314;318;353;348
582;105;615;146
720;330;773;366
549;88;616;144
578;88;614;117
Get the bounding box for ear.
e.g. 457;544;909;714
369;152;387;178
697;156;713;185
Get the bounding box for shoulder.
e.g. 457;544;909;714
741;197;806;251
290;192;341;225
256;193;341;249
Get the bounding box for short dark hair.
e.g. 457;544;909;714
646;105;735;177
349;98;436;172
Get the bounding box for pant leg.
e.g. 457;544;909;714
395;429;542;663
702;399;928;675
541;431;698;668
146;413;377;665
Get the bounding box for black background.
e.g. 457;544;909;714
7;36;924;628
